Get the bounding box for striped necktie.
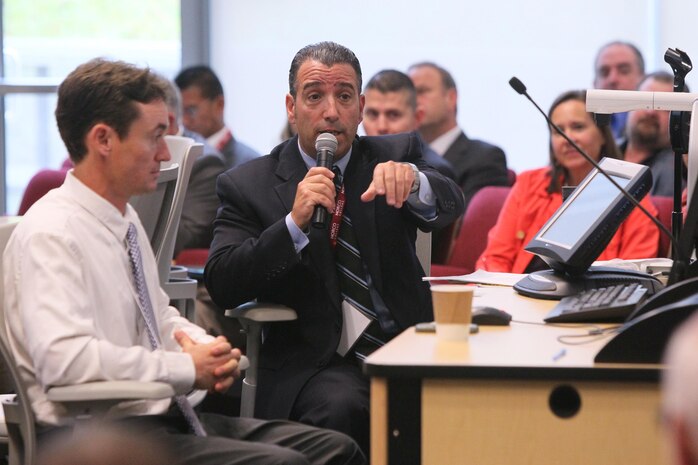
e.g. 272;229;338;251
126;223;207;437
332;168;389;361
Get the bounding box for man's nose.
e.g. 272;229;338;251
376;116;389;135
158;139;171;162
323;97;339;120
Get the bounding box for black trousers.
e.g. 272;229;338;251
38;411;365;465
289;355;370;458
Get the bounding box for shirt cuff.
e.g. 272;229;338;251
285;213;310;253
407;172;437;220
165;351;198;394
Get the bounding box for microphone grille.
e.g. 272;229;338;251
509;77;527;95
315;133;338;152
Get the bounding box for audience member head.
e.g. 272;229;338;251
56;58;169;165
157;74;184;136
593;41;645;91
547;90;620;192
363;69;421;136
662;315;698;465
407;62;458;143
626;71;680;151
37;423;177;465
286;41;364;159
174;65;225;138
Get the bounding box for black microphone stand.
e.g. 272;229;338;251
664;47;692;260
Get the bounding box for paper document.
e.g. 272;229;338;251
336;300;372;356
422;269;526;287
593;258;673;274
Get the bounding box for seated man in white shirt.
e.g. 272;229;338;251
3;58;364;465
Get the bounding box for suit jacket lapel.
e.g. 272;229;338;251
443;131;469;167
274;139;306;212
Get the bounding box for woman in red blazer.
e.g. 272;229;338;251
477;90;658;273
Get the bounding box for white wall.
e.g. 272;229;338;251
209;0;698;174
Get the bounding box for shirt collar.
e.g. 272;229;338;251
206;126;231;149
296;138;352;175
63;170;140;242
429;126;463;156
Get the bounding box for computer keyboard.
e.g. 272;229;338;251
543;283;648;323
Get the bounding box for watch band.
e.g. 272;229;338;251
407;163;420;194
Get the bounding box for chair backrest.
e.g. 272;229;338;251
17;169;68;215
130;164;179;271
0;218;38;465
130;136;202;284
447;186;511;274
650;195;673;258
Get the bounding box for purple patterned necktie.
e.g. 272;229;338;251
126;223;207;437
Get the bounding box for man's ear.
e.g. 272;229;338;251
446;87;458;111
285;94;296;125
358;93;365;125
167;112;178;135
414;105;425;128
214;94;225;114
86;123;114;159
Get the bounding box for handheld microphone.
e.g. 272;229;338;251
311;133;338;229
508;76;678;254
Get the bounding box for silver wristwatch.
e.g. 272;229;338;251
407;163;420;194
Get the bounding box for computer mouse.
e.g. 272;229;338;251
472;306;512;326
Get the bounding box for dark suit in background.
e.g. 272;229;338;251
174;130;226;256
205;132;464;453
444;131;509;209
421;139;456;181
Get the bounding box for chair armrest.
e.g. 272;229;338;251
223;302;295;418
46;381;174;402
225;302;298;323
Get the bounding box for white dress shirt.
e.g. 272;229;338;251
3;172;212;426
428;125;462;157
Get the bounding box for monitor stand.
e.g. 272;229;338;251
513;266;665;300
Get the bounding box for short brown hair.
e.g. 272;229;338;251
55;58;168;163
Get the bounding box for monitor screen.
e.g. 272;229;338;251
537;172;631;249
524;157;652;276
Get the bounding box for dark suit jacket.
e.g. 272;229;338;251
422;140;456;180
443;131;509;208
205;132;464;419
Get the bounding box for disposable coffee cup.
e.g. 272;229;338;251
430;284;474;341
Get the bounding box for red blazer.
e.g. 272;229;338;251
476;167;659;273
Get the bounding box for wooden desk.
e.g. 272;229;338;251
364;286;665;465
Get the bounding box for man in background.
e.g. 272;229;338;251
593;41;645;141
363;69;457;262
408;61;508;210
362;69;455;179
159;76;227;254
623;71;686;197
175;65;259;169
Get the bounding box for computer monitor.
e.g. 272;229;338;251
513;157;659;300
